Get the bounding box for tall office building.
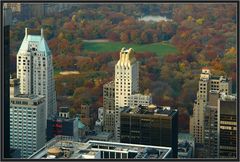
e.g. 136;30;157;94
10;78;46;158
218;94;237;158
114;48;139;141
103;81;115;133
16;28;57;117
4;9;11;157
189;68;232;145
204;90;220;158
120;105;178;158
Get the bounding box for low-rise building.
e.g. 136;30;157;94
86;132;113;142
129;93;152;107
46;107;78;141
77;116;87;139
178;133;195;158
29;135;172;159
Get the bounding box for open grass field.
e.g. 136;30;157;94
83;41;179;57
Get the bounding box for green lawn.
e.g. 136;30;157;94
83;41;179;57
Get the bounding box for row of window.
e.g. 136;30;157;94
220;126;236;130
10;110;36;114
10;136;36;141
115;92;131;95
220;121;237;125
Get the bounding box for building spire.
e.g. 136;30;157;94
25;28;28;38
41;28;44;39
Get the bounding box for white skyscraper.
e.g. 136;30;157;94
16;28;57;117
10;78;46;158
114;48;139;141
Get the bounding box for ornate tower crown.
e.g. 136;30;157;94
118;47;136;66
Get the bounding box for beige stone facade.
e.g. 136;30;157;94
190;68;232;145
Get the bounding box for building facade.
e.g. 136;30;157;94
16;28;57;118
190;68;232;145
10;77;21;97
94;107;104;132
79;104;97;130
114;48;139;141
120;105;178;158
178;133;195;158
103;81;115;133
10;78;46;158
129;93;152;107
3;7;12;26
46;107;78;141
218;94;237;158
203;91;220;158
3;3;21;12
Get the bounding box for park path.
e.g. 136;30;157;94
82;39;109;43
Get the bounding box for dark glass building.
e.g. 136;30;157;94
46;107;78;141
218;94;237;158
120;105;178;158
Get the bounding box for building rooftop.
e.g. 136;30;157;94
178;133;195;141
178;133;195;158
103;80;115;87
178;141;193;158
78;118;86;129
29;136;172;159
18;28;51;56
121;105;177;117
10;78;20;86
117;47;136;65
59;107;69;113
48;115;76;122
121;47;133;54
220;93;236;101
13;94;44;101
86;131;113;141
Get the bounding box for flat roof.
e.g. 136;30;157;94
11;94;44;101
29;136;171;159
121;105;177;117
103;81;114;87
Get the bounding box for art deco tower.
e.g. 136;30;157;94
114;48;139;141
190;68;232;145
16;28;57;117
